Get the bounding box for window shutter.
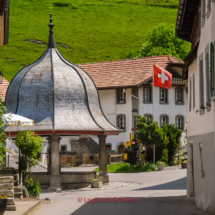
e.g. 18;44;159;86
149;87;152;102
189;78;192;111
117;89;119;103
175;88;177;103
165;89;168;103
193;75;195;109
210;43;213;97
143;87;145;102
181;117;184;130
207;0;211;12
181;88;184;103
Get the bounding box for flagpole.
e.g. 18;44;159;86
152;60;155;164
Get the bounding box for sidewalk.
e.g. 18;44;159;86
4;201;40;215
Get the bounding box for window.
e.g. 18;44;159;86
201;0;205;25
206;0;211;17
160;88;168;104
189;78;192;111
199;143;205;177
106;144;112;150
143;86;152;103
193;74;195;109
205;45;211;109
117;115;126;131
61;145;67;152
199;54;205;112
160;115;168;127
144;114;153;121
117;89;126;104
175;88;183;104
176;115;184;130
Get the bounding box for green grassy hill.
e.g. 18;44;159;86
0;0;179;81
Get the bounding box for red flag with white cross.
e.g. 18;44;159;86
153;64;172;90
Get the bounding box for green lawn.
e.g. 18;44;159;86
94;162;157;173
0;0;179;81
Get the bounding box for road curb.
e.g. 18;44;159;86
22;201;41;215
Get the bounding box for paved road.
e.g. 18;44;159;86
33;169;210;215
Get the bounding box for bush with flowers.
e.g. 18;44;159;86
0;97;7;168
24;178;41;197
0;195;7;199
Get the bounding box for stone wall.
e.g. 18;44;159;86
0;176;16;211
31;171;96;189
70;138;99;165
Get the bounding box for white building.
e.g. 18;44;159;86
59;55;187;154
176;0;215;213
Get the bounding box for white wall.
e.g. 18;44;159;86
97;89;133;152
58;86;188;153
93;86;188;152
185;3;215;213
139;85;188;126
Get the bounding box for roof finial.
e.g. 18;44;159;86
47;13;56;49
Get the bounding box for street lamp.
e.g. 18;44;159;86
0;70;3;84
132;108;140;164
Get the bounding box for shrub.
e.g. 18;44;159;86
124;23;191;61
94;163;157;173
15;131;43;178
156;161;164;165
24;178;41;197
0;97;7;168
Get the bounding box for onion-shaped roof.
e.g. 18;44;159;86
5;14;120;136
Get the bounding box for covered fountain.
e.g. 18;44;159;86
5;14;120;191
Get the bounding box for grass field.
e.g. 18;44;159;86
0;0;179;81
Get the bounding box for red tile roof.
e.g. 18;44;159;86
0;78;9;101
1;55;184;102
78;55;183;89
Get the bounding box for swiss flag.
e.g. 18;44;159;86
153;64;172;90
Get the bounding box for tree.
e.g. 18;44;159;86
162;124;182;164
123;23;191;61
15;131;43;178
0;97;7;168
136;116;167;165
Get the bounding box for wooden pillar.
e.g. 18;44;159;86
98;135;109;183
48;135;61;191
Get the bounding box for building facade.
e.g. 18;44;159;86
176;0;215;213
59;56;187;154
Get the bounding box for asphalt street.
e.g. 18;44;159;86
33;168;211;215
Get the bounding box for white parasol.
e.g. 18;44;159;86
3;113;34;126
3;113;34;170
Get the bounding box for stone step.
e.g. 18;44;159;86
0;183;13;190
14;180;18;186
7;198;15;205
6;205;16;211
14;192;23;199
14;186;22;192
